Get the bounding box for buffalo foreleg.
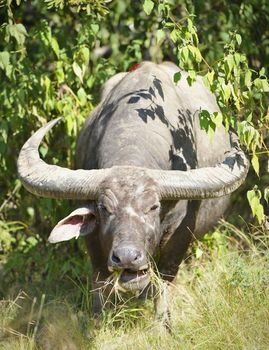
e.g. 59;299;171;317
155;201;200;325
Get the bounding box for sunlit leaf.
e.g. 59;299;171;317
235;33;242;45
143;0;154;15
77;87;87;106
264;188;269;204
189;45;202;63
91;24;99;35
195;247;203;259
6;23;27;46
156;29;165;44
247;187;264;224
244;70;252;87
73;61;83;83
170;28;178;43
251;153;259;176
212;112;223;127
51;37;60;58
0;51;9;66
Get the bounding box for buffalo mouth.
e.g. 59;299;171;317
118;267;150;291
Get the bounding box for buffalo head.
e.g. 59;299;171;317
48;167;161;291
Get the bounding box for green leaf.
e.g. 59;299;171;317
235;33;242;46
259;67;266;76
224;54;234;76
87;75;95;88
212;112;223;128
264;188;269;204
143;0;154;15
39;145;48;158
56;61;65;83
254;78;269;92
0;51;10;70
246;113;252;122
73;61;83;83
261;78;269;92
173;71;182;85
251;153;259;176
234;53;241;65
187;70;196;86
222;83;231;102
247;187;264;224
41;75;51;95
203;70;214;89
189;45;202;63
156;29;165;44
77;87;87;106
244;70;252;87
170;28;178;43
91;24;99;35
7;23;27;46
51;37;60;58
80;47;90;65
181;46;189;62
195;247;203;259
26;236;38;247
237;120;259;149
199;109;216;140
157;3;165;14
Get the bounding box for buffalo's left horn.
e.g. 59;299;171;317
17;118;109;200
149;129;249;200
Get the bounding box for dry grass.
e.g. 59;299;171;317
1;223;269;350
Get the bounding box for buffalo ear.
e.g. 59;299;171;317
48;206;96;243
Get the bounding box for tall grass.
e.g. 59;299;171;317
1;222;269;349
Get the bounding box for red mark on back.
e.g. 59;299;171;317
130;63;140;72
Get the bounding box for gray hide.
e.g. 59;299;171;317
75;62;241;310
18;62;248;318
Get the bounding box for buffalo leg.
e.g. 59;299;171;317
155;201;200;324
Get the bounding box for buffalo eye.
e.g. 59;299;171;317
97;203;112;215
150;204;160;211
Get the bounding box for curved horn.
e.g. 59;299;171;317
148;130;249;200
17;118;109;200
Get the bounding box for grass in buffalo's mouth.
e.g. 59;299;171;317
1;223;269;349
122;268;148;275
120;268;149;282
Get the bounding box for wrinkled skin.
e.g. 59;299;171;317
98;170;160;267
90;169;161;306
49;62;234;319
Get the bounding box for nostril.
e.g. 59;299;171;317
134;252;141;261
110;247;146;267
112;252;121;264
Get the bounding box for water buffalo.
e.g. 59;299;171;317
18;61;248;322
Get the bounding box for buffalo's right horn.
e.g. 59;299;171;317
149;129;249;200
17;118;109;200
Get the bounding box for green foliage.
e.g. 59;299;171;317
0;1;118;234
155;3;268;224
154;5;268;224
